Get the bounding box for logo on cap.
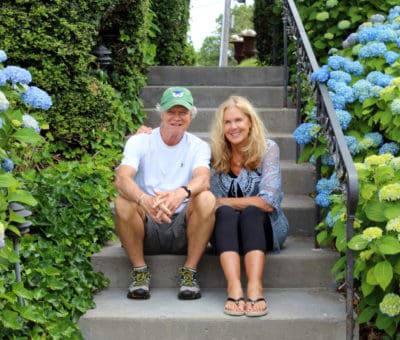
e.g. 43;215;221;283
172;90;184;98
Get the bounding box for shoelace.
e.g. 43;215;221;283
131;270;150;286
179;269;198;287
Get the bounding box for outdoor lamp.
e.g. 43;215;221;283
93;44;112;67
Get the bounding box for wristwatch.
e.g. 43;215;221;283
181;185;191;198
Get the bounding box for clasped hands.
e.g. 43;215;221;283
140;189;185;224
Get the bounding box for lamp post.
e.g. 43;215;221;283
93;44;112;68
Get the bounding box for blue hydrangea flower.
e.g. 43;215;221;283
321;154;335;166
325;211;341;228
329;91;347;109
343;33;358;48
366;71;393;87
376;26;398;43
22;114;40;133
388;6;400;22
315;192;332;207
370;14;385;24
0;71;6;86
391;99;400;115
335;109;352;130
309;107;317;121
0;50;6;63
3;66;32;85
327;56;346;70
0;118;2;129
21;86;52;110
332;82;355;103
379;142;400;156
293;123;320;145
370;85;383;98
385;51;399;65
343;60;363;76
353;80;373;103
0;91;9;111
316;174;339;193
364;132;383;147
344;135;359;155
2;158;14;172
358;27;379;43
311;65;330;83
358;42;387;58
329;70;352;84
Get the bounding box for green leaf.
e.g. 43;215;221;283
13;128;44;145
366;267;378;286
0;245;20;263
377;236;400;255
8;190;37;206
357;305;376;323
12;282;33;300
361;280;375;297
383;203;400;220
2;310;22;330
18;305;46;323
0;173;19;188
348;234;369;251
375;312;394;332
9;209;26;224
374;261;393;290
365;199;388;222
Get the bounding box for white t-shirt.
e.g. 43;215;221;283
120;127;211;212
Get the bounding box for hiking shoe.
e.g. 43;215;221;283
127;267;151;299
178;267;201;300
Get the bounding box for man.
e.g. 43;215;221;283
114;86;215;300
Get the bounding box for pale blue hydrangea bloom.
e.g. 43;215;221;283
358;42;387;58
392;157;400;170
0;71;6;86
364;132;383;147
325;211;341;228
344;135;359;155
342;33;358;48
3;66;32;85
379;142;400;156
358;27;379;43
366;71;393;87
329;70;352;84
335;109;352;130
0;50;6;63
1;158;14;172
370;14;385;24
352;80;373;103
370;85;383;98
21;86;52;110
293;123;320;145
387;6;400;23
343;60;363;76
22;114;40;133
391;98;400;115
311;65;330;83
0;91;9;111
385;51;399;65
321;154;335;166
329;92;347;110
309;107;317;121
327;56;346;70
376;26;398;43
331;82;355;103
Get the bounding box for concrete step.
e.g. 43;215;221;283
143;107;297;134
91;236;337;290
140;85;285;108
284;194;317;236
146;66;285;86
79;287;346;340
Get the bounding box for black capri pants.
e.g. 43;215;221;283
212;205;274;255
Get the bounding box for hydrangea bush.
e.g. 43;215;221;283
293;6;400;337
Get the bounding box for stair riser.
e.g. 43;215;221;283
143;108;297;133
146;66;285;86
93;251;336;289
80;318;345;340
140;86;285;108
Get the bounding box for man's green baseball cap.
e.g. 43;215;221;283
160;87;194;111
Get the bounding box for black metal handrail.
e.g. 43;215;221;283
281;0;359;339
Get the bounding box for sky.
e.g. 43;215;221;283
189;0;254;51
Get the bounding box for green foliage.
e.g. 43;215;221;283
0;161;115;338
150;0;194;65
296;0;399;64
0;0;152;159
254;0;283;65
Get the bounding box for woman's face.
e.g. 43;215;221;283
222;105;251;148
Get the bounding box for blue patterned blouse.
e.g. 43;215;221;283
210;139;289;252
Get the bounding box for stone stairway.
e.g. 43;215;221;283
79;66;346;339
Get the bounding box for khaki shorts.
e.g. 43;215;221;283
143;207;187;255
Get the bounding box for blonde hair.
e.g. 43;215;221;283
211;96;267;173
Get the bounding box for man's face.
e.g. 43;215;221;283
161;105;192;133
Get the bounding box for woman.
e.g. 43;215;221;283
210;96;289;317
